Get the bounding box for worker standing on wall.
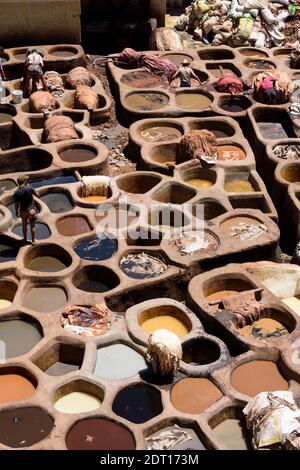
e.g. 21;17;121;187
22;48;48;98
170;59;202;88
14;175;40;245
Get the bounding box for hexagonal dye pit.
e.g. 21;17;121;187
171;378;223;414
0;318;42;358
22;286;67;313
220;216;268;241
163;53;194;66
73;266;120;293
56;215;92;237
94;343;147;380
49;47;77;57
138;305;191;337
112;384;163;424
125;92;169;111
120;252;167;279
12;222;51;240
0;280;17;309
116;173;161;194
41;190;74;213
34;343;84;377
74;234;118;261
205;278;255;306
0;407;54;448
230;360;289;397
30;174;77;189
25;244;72;272
66;418;135;450
0;371;36;404
182;338;221;366
54;391;102;414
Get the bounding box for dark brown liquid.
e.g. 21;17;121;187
126;93;169;111
0;112;13;123
59;148;96;163
45;361;80;376
221;100;248;113
27;256;67;272
14;52;26;60
121;70;164;88
0;319;42;358
0;407;53;448
171;378;223;414
22;287;67;312
239;49;268;58
231;360;289;396
56;216;91;236
66;418;135;450
112;384;163;424
50;49;76;57
78;280;111;293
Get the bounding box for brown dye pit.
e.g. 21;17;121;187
26;256;67;272
217;145;246;161
140;315;189;337
0;407;54;448
186;178;213;188
56;216;91;237
66;418;135;450
140;126;182;142
239;318;288;339
0;112;14;123
175;93;212;111
59;148;97;163
171;378;222;414
224;180;255;192
126;93;169;111
239;49;268;58
231;360;289;396
213;418;251;450
246;60;275;70
50;49;76;57
22;286;67;312
281;165;300;183
206;290;239;303
0;374;36;404
121;70;164;88
14;52;26;60
220;215;261;232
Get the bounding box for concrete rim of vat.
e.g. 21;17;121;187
125;298;202;347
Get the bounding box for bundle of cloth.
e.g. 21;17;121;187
66;66;92;88
252;70;294;104
220;290;263;327
81;175;111;197
179;129;218;164
43;115;78;143
147;329;182;377
75;84;99;110
118;48;177;82
29;91;57;114
175;0;297;48
215;71;244;94
61;304;112;337
244;391;300;450
43;71;64;98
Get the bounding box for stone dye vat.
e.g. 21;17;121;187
0;372;36;404
54;392;102;414
74;234;117;261
94;343;147;380
0;318;42;358
171;378;223;414
22;286;67;312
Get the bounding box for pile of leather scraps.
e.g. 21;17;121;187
175;0;298;47
66;67;92;88
146;425;191;450
169;230;219;256
43;71;64;98
221;290;263;327
43;115;78;143
120;252;168;279
229;222;268;240
179;129;218;165
118;48;177;82
243;391;300;450
29;90;57;114
74;84;99;110
61;304;112;337
252;71;294;104
273;144;300;159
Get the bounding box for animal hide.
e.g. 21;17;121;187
29;91;57;114
75;85;99;110
44;115;78;143
66;66;92;88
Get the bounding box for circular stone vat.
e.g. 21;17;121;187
25;244;72;273
0;280;17;310
0;407;53;448
94;343;147;380
48;46;77;57
112;384;162;423
217;145;246;161
219;96;252;113
231;360;288;397
140;124;183;142
66;418;135;450
116;173;161;194
0;317;42;358
220;215;267;240
171;378;222;414
54;392;101;414
0;179;17;196
12;222;51;240
74;234;117;261
205;278;254;305
146;425;206;450
41;190;74;213
22;286;67;312
239;48;268;58
73;266;120;293
125;92;169;111
0;372;36;404
170;230;220;256
281;164;300;183
59;145;97;163
182;337;221;365
56;215;92;237
120;252;167;279
175;91;212;110
245;59;275;70
163;53;194;66
121;70;164;88
138;305;191;337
